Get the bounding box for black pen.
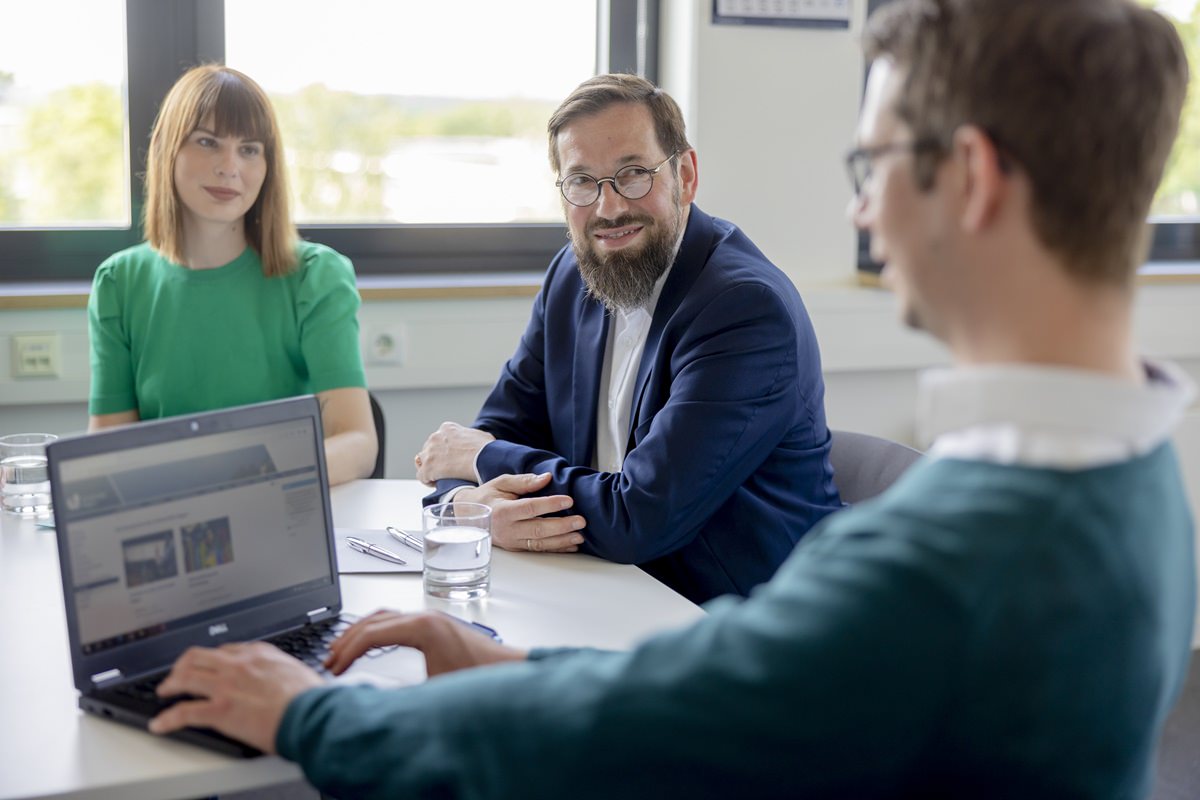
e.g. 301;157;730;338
345;536;407;565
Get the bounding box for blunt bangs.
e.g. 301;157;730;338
201;71;273;145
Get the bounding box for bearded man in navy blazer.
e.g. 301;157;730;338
415;74;842;603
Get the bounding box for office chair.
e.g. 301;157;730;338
828;429;923;504
368;392;386;479
1152;653;1200;799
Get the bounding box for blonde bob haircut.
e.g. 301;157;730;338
143;65;297;277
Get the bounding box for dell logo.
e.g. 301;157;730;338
208;623;229;637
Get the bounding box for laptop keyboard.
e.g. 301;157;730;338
104;615;397;712
268;616;348;673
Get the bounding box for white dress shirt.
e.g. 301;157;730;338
592;264;675;474
917;359;1196;469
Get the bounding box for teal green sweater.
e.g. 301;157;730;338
278;448;1195;799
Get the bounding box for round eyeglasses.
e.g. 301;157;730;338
556;152;679;207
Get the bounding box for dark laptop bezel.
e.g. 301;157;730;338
47;395;343;696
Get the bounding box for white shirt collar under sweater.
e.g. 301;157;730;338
918;359;1196;470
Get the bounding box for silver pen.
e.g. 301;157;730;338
345;536;407;565
386;526;425;553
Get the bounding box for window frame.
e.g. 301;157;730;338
856;0;1200;278
0;0;659;283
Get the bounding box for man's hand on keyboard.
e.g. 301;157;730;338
325;609;526;678
148;642;323;753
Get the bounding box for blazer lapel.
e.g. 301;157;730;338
628;206;710;448
572;293;608;467
627;206;716;447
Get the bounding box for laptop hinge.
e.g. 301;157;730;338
307;606;333;621
91;668;124;689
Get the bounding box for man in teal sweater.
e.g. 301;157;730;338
149;0;1197;796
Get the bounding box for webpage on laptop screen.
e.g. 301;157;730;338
55;419;331;655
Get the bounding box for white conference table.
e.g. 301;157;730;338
0;480;704;800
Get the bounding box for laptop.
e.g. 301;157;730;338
46;395;422;757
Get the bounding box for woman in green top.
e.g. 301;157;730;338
87;65;377;485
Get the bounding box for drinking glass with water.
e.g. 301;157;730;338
0;433;57;518
422;502;491;600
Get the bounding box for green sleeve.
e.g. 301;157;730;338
275;519;964;800
87;260;138;415
295;244;367;393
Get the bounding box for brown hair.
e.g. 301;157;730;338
864;0;1188;285
547;73;691;174
143;65;296;276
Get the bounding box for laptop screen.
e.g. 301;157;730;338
53;412;334;657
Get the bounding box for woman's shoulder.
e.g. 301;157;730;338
94;242;167;287
295;240;354;274
292;241;357;303
292;240;357;291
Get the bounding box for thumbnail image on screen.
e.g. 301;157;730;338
182;516;235;572
122;529;179;588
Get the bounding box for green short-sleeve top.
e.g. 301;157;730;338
88;241;366;418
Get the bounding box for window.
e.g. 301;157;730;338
858;0;1200;275
0;0;657;282
1146;0;1200;263
0;1;129;229
226;1;595;227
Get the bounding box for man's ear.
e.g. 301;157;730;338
953;125;1007;233
677;149;699;206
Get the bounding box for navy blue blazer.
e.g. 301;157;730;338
445;206;841;603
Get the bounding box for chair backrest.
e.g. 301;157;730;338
1152;649;1200;800
368;392;386;479
828;429;922;504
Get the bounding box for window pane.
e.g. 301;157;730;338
0;0;129;228
1148;0;1200;217
225;1;597;225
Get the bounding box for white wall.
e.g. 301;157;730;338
660;0;866;285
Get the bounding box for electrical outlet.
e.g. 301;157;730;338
366;326;405;366
11;333;60;378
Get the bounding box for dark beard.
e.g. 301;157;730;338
571;209;682;311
